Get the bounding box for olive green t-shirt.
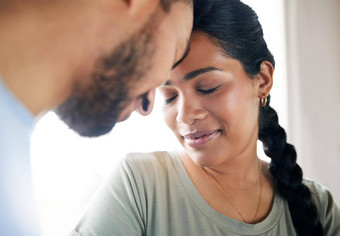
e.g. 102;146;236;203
70;151;340;236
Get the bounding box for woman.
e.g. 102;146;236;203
70;0;340;235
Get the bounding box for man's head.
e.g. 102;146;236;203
54;0;193;137
0;0;192;136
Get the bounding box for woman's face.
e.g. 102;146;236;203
159;33;262;168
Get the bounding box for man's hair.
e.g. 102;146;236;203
159;0;192;12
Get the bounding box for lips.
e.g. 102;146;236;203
183;130;219;148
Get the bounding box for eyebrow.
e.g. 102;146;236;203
163;66;222;86
171;41;190;70
184;66;222;80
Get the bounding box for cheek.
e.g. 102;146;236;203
212;87;257;126
162;107;178;132
226;92;259;132
143;56;173;93
150;41;175;84
209;91;239;120
162;107;173;127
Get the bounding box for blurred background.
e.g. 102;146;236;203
30;0;340;235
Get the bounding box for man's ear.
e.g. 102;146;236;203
125;0;159;20
256;61;274;98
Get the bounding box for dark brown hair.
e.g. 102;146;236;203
193;0;324;235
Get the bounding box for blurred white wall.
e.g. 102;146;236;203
285;0;340;203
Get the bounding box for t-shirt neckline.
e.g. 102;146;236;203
168;151;284;235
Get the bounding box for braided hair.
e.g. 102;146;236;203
193;0;323;235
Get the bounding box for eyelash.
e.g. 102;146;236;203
197;85;221;95
165;95;177;104
164;85;221;105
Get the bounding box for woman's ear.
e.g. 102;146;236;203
256;61;274;98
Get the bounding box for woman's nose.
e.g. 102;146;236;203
176;96;206;124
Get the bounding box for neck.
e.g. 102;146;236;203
202;135;261;189
204;156;262;190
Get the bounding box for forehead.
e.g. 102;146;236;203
169;33;226;79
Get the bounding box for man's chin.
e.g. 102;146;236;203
60;116;117;137
75;122;117;137
55;110;118;137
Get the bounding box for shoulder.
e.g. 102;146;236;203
119;151;179;182
122;151;175;170
303;178;340;233
303;178;334;208
303;178;334;213
303;178;331;198
123;151;173;164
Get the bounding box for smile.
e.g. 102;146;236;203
183;130;219;148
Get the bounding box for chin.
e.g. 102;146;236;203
55;105;119;137
188;151;210;167
70;120;117;137
189;148;224;168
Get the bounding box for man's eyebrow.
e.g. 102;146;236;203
184;66;222;80
171;41;190;70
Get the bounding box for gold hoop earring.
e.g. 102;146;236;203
261;97;267;107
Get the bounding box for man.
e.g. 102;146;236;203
0;0;193;235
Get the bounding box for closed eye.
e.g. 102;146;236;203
165;95;178;104
197;85;221;95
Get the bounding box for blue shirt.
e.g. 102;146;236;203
0;77;40;235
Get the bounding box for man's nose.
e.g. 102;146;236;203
134;89;156;116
